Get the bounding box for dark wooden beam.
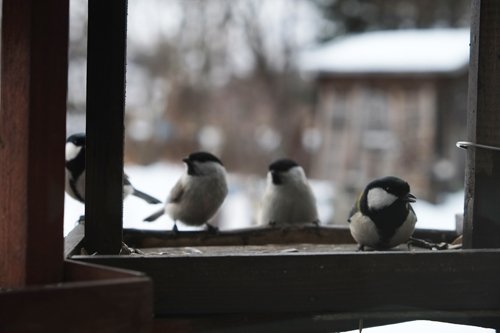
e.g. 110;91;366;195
0;261;152;332
85;0;128;254
464;0;500;248
0;0;68;287
153;313;500;333
77;249;500;317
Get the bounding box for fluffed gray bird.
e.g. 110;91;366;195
65;133;162;205
259;158;319;226
143;151;228;233
348;176;417;250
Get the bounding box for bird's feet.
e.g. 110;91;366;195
408;237;449;250
120;242;144;255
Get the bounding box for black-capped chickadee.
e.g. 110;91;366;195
348;176;417;250
258;158;319;226
143;151;228;233
65;133;162;205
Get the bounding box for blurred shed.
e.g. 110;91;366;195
301;29;469;216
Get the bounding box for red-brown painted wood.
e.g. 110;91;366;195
0;0;68;287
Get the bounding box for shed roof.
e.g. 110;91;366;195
299;28;470;75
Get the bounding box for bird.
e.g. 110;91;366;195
65;132;162;205
143;151;228;233
348;176;417;250
258;158;319;226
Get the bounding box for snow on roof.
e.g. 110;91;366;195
299;28;470;74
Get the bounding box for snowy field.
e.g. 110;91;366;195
64;161;463;236
343;320;493;333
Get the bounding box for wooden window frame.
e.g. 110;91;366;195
65;0;500;331
0;1;152;331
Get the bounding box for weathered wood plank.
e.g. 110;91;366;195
64;224;85;258
0;0;68;287
153;313;500;333
64;259;146;281
122;225;458;248
0;261;152;333
464;0;500;248
85;0;128;254
77;250;500;317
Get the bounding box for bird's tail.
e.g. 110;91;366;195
133;189;162;204
144;208;165;222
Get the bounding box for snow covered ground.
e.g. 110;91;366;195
343;320;493;333
64;161;462;236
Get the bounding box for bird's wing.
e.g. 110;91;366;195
123;174;132;186
347;205;357;223
167;179;185;203
409;204;417;221
347;193;362;223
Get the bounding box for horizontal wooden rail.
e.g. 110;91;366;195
121;225;458;248
75;249;500;321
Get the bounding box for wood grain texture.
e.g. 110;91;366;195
77;249;500;317
0;0;68;287
85;0;128;254
0;261;152;333
464;0;500;248
122;225;458;248
153;313;500;333
64;224;85;258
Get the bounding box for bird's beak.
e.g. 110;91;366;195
404;193;417;203
182;157;190;164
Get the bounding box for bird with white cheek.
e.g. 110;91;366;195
259;158;319;226
65;133;162;206
348;176;417;251
143;151;228;233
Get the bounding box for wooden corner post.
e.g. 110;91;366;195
0;0;68;287
85;0;128;254
464;0;500;248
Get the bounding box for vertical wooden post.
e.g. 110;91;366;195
463;0;500;248
85;0;128;254
0;0;68;287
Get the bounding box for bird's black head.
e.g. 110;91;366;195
366;176;414;201
65;133;86;177
66;132;86;147
185;151;223;165
183;151;223;176
361;176;416;215
269;158;298;173
268;158;299;185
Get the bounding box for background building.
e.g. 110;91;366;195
301;29;469;222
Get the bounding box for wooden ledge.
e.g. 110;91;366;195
75;249;500;317
0;260;152;332
121;225;458;248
